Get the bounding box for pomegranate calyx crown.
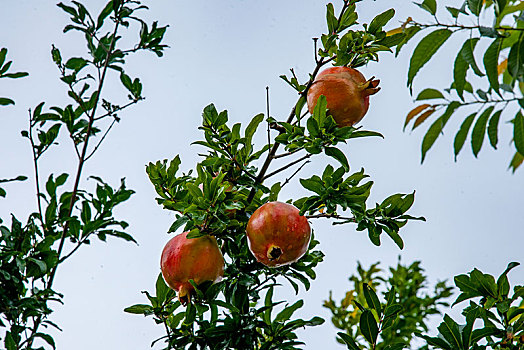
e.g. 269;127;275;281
359;76;381;96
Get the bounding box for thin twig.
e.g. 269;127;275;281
273;149;302;159
262;154;313;181
28;110;44;223
281;160;311;188
93;99;140;121
266;86;271;154
434;97;520;108
306;213;355;221
414;21;524;32
85;118;117;161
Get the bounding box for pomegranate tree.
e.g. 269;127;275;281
127;3;424;349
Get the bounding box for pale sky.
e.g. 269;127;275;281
1;1;523;349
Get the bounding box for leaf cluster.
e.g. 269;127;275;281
325;260;452;350
401;0;524;170
419;262;524;350
0;47;29;106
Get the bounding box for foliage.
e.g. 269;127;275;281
125;1;424;349
0;1;167;348
325;260;453;350
332;263;523;350
398;0;524;171
0;47;28;107
418;262;524;350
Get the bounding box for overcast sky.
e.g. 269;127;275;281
1;0;523;349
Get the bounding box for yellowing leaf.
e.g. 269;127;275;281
413;108;436;129
387;27;403;36
404;104;431;130
498;58;508;75
387;17;413;36
509;152;524;173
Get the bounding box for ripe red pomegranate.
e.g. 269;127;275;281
160;231;224;304
307;66;380;127
246;201;311;267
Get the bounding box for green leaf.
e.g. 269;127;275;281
384;227;404;250
484;38;503;96
0;97;15;106
471;326;502;343
419;334;452;350
300;178;324;195
123;304;153;314
156;273;169;305
186;228;204;239
295;96;307;120
0;48;7;68
460;38;483;76
65;57;88;72
263;286;274;324
471;106;494;157
307;117;320;138
416;88;444;100
446;6;466;18
337;332;360;350
487;110;502;149
467;0;482;15
168;215;189;233
454;113;476;159
28;257;47;273
81;201;91;224
245;113;264;144
421;101;460;163
514;112;524;155
368;9;395;34
453;47;469;100
325;147;349;171
363;283;382;315
269;182;281;202
384;304;403;318
97;1;114;29
120;72;133;92
326;3;338;33
416;0;437;15
34;333;56;349
2;72;28;79
275;299;304;322
209;299;240;314
438;314;463;349
408;29;452;92
51;45;62;65
494;0;507;16
360;310;379;344
507;34;524;78
4;332;17;350
184;303;196;324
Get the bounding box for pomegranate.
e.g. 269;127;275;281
160;231;224;304
246;201;311;267
307;66;380;127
